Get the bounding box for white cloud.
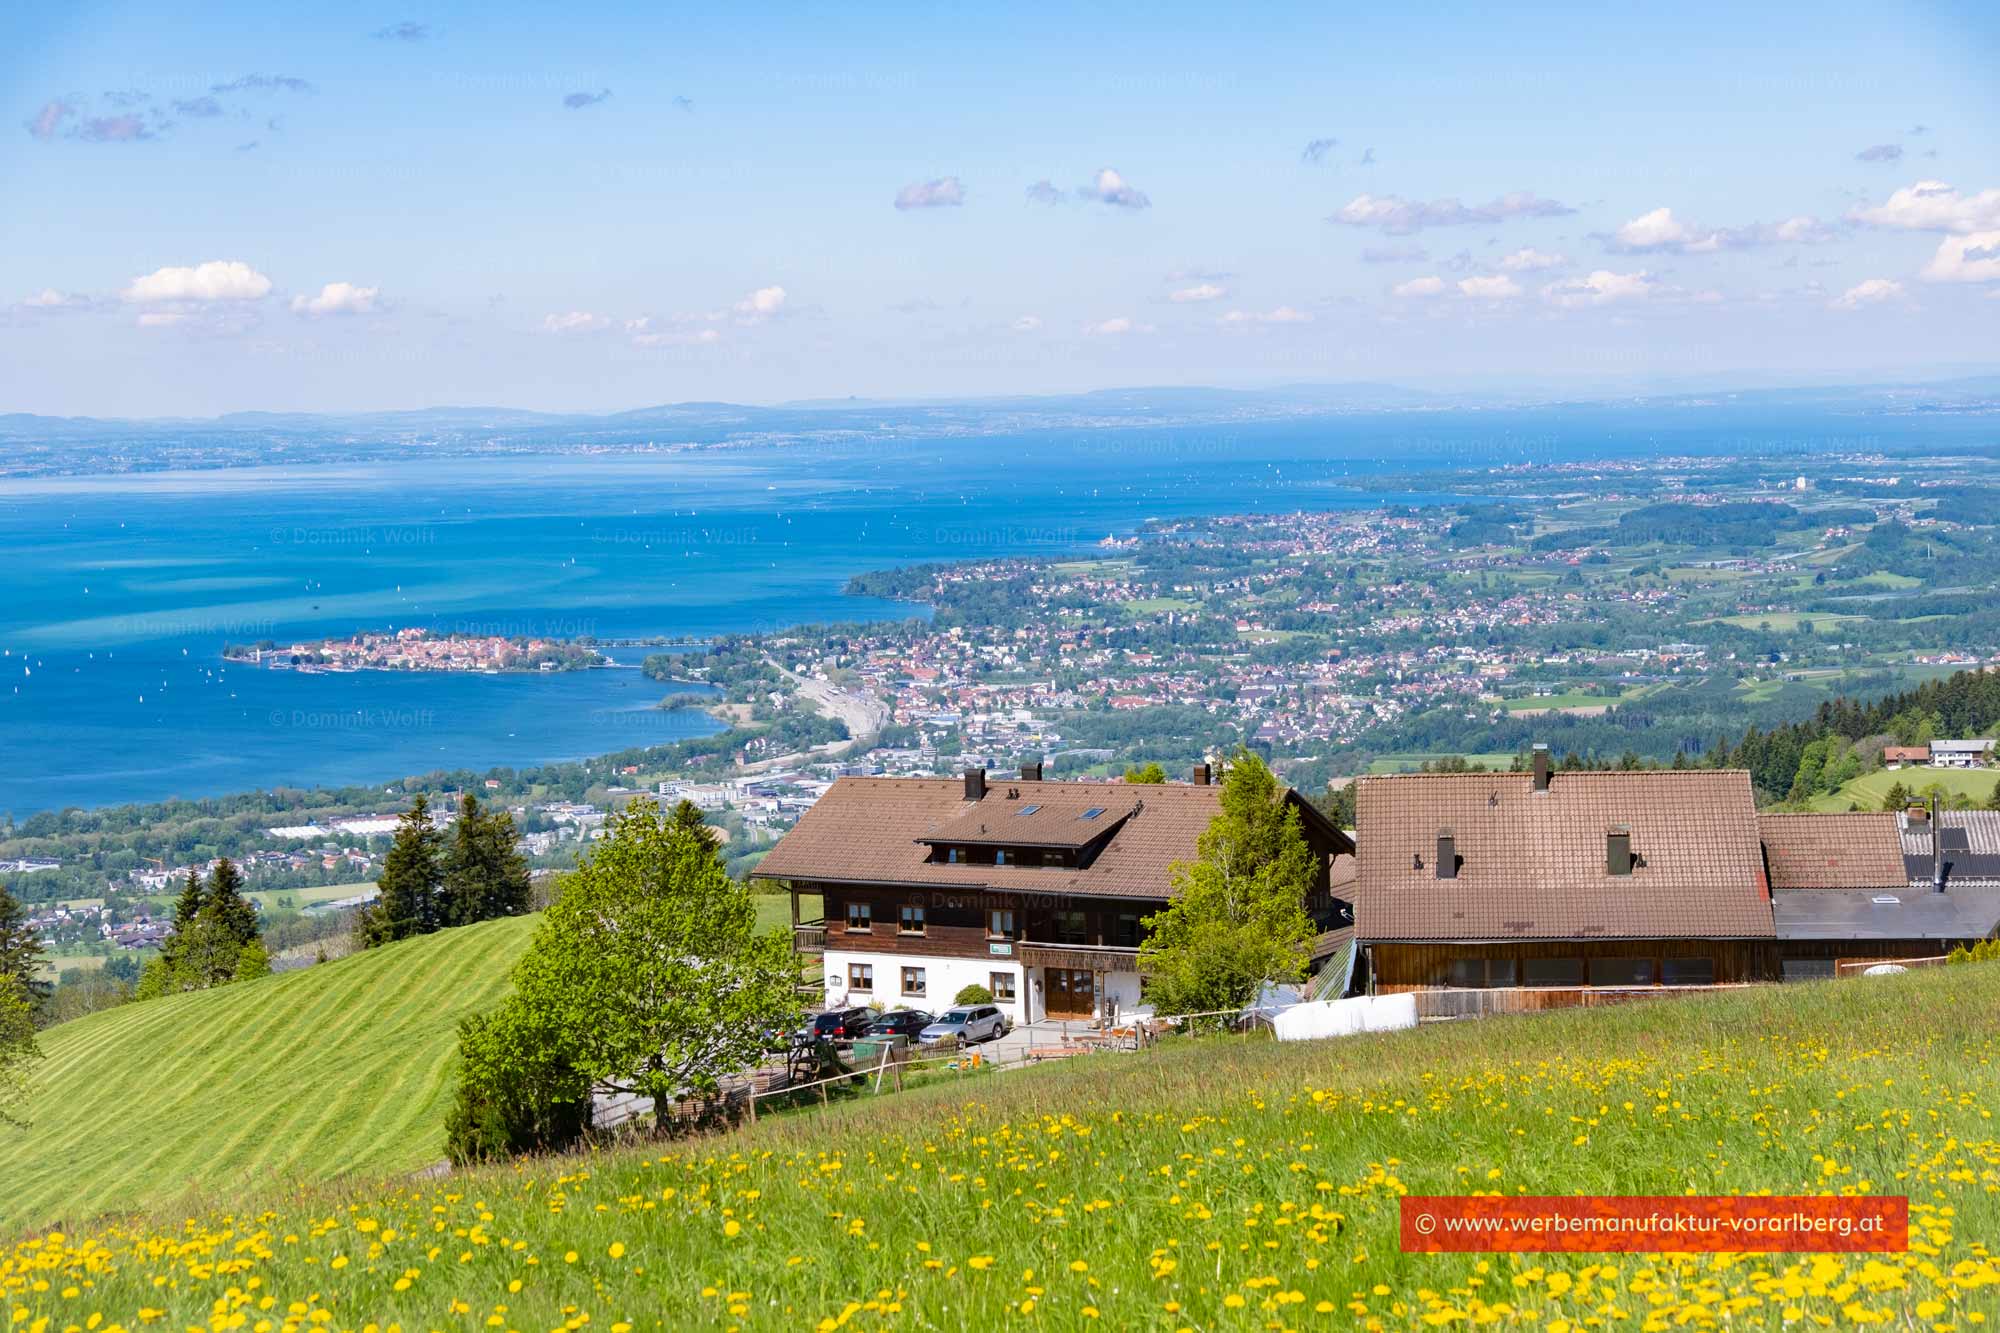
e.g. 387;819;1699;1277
1218;306;1313;329
135;311;187;328
543;311;611;334
1330;190;1572;235
290;281;379;316
1850;180;2000;234
733;285;786;321
1457;275;1521;300
1608;207;1835;254
122;260;272;303
1919;231;2000;283
1169;282;1228;303
1080;168;1150;210
627;316;721;348
1392;275;1445;298
1541;269;1655;308
1613;207;1700;251
1011;315;1043;332
1831;278;1905;309
19;288;82;309
1083;315;1151;335
1499;247;1567;272
894;177;966;210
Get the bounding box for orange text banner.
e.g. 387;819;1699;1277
1399;1195;1909;1254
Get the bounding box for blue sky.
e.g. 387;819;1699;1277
3;1;1997;416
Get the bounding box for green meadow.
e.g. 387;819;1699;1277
11;955;1998;1329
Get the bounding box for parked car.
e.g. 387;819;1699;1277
919;1004;1007;1044
802;1006;876;1040
865;1008;934;1039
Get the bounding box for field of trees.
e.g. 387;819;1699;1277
6;960;1997;1326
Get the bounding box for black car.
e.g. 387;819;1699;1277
803;1006;876;1040
865;1009;934;1038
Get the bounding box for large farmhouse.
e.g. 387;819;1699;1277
752;765;1354;1024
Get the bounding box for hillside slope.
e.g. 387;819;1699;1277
8;960;2000;1328
1;913;538;1231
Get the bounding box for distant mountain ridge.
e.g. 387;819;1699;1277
1;375;1996;477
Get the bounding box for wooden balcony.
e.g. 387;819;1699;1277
792;919;827;952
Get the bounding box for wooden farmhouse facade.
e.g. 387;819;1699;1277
752;765;1354;1023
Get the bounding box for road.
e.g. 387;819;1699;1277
735;660;890;775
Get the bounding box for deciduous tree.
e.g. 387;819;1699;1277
1139;747;1317;1023
467;798;800;1139
0;975;42;1128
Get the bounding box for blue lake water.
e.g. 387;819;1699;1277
0;407;1957;814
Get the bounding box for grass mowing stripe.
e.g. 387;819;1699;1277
2;915;538;1232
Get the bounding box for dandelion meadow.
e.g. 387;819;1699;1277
7;960;2000;1331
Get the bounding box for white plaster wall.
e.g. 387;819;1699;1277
822;947;1026;1018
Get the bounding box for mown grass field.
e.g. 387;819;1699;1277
9;962;2000;1329
1366;751;1518;774
1809;765;2000;812
0;914;540;1232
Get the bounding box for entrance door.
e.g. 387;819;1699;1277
1046;968;1095;1019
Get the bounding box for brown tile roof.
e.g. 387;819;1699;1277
1355;769;1774;941
1757;812;1907;891
923;790;1142;849
752;776;1348;901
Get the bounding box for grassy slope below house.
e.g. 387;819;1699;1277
0;914;540;1231
10;962;2000;1328
1809;765;2000;811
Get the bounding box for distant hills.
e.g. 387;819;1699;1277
1;374;1996;477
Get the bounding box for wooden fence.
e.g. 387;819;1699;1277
1409;983;1755;1021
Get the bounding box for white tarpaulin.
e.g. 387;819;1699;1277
1271;993;1419;1043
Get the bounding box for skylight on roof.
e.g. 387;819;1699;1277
1080;807;1106;820
1015;804;1041;816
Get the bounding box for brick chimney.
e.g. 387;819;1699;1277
1532;744;1552;793
964;767;987;800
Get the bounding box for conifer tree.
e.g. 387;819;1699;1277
365;795;444;946
0;886;47;992
204;859;260;951
443;795;533;927
159;870;205;973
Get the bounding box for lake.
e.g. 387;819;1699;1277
0;407;1941;813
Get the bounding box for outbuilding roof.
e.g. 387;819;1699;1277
1758;812;1908;891
1355;768;1775;941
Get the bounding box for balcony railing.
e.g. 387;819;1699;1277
792;919;827;951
